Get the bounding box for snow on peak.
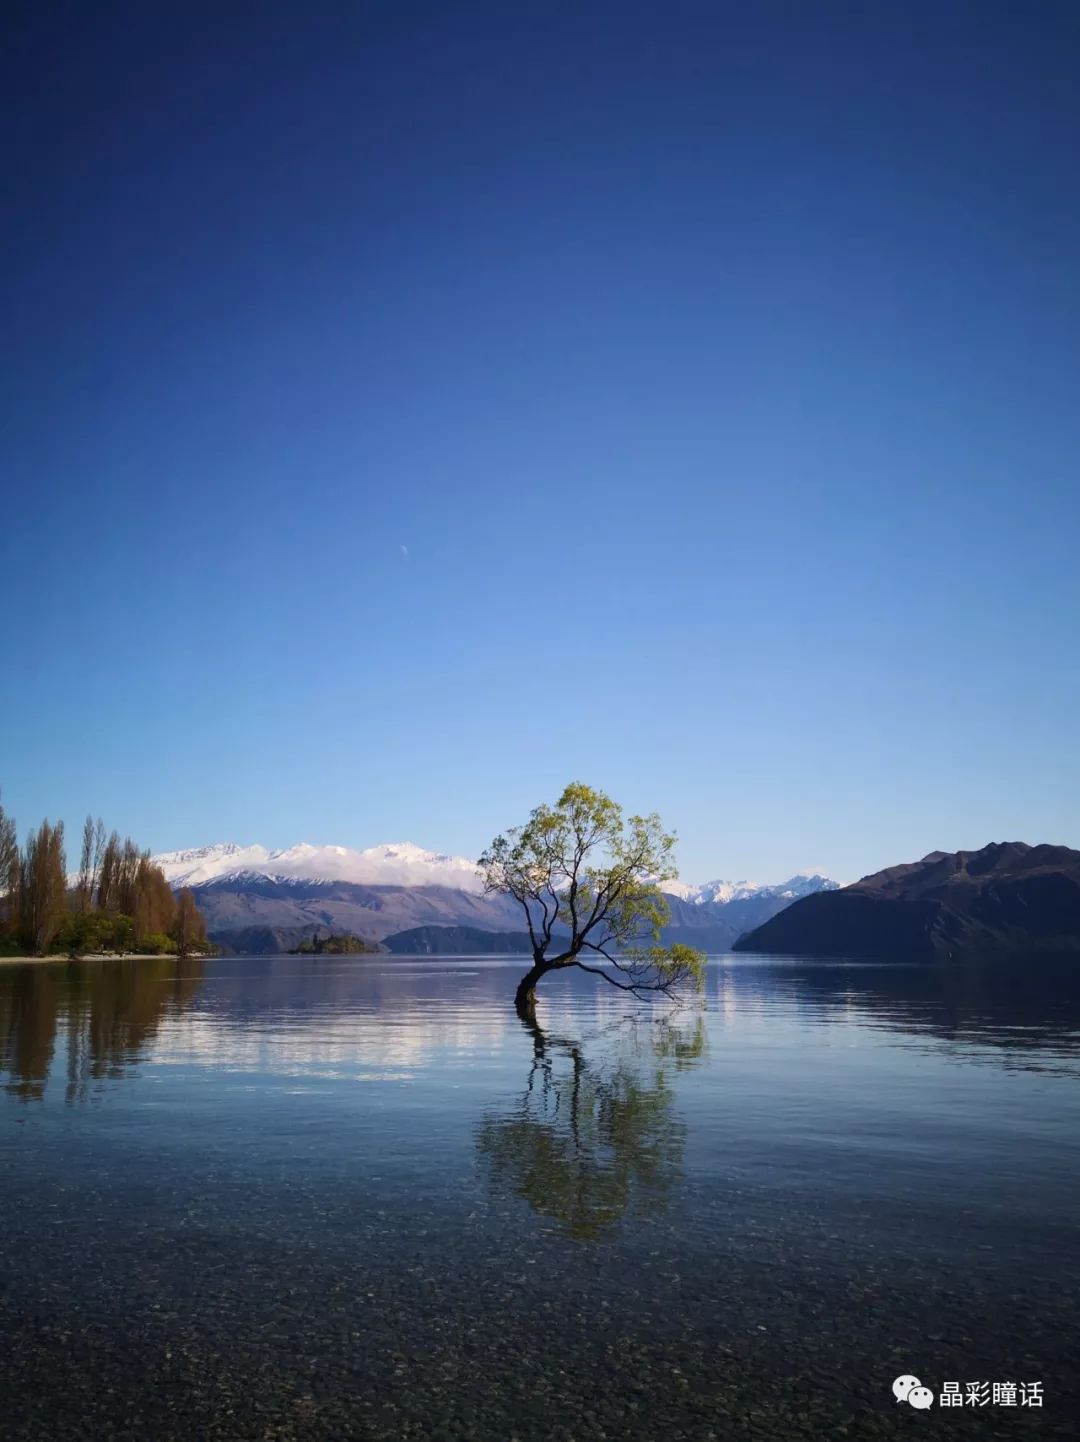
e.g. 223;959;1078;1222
152;843;273;886
662;878;755;903
152;840;485;892
662;874;839;905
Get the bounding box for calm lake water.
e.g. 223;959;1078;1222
1;954;1078;1440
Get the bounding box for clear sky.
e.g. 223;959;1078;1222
2;1;1078;884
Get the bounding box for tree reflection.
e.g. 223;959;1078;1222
0;957;204;1102
476;1010;705;1240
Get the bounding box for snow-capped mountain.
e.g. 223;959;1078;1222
153;841;485;892
154;841;838;904
663;874;840;905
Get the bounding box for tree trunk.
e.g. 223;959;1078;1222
515;959;551;1018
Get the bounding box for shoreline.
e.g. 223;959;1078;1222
0;952;205;966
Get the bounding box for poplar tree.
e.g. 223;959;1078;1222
19;820;67;954
76;815;95;912
174;888;207;956
89;817;106;909
133;857;176;944
97;831;121;911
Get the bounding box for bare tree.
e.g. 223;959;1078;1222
89;817;106;910
115;838;142;915
20;820;67;954
96;831;121;911
76;815;95;912
174;888;207;957
133;858;176;945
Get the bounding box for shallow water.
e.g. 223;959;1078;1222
1;954;1077;1440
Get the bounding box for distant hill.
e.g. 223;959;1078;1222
192;878;526;954
383;925;534;954
733;843;1080;961
212;925;310;956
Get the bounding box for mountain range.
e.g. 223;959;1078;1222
155;841;485;891
733;842;1080;961
152;841;839;954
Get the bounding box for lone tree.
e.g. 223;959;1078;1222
480;782;705;1015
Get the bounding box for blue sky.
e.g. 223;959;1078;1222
2;1;1077;884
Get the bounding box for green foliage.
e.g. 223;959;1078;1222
139;932;177;955
111;916;135;954
51;914;180;958
481;781;706;1003
55;911;111;958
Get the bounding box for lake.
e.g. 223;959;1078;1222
1;954;1077;1440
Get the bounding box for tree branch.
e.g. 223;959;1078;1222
572;960;680;998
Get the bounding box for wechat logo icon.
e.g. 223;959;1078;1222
893;1375;934;1409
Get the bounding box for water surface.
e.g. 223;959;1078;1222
1;955;1077;1439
